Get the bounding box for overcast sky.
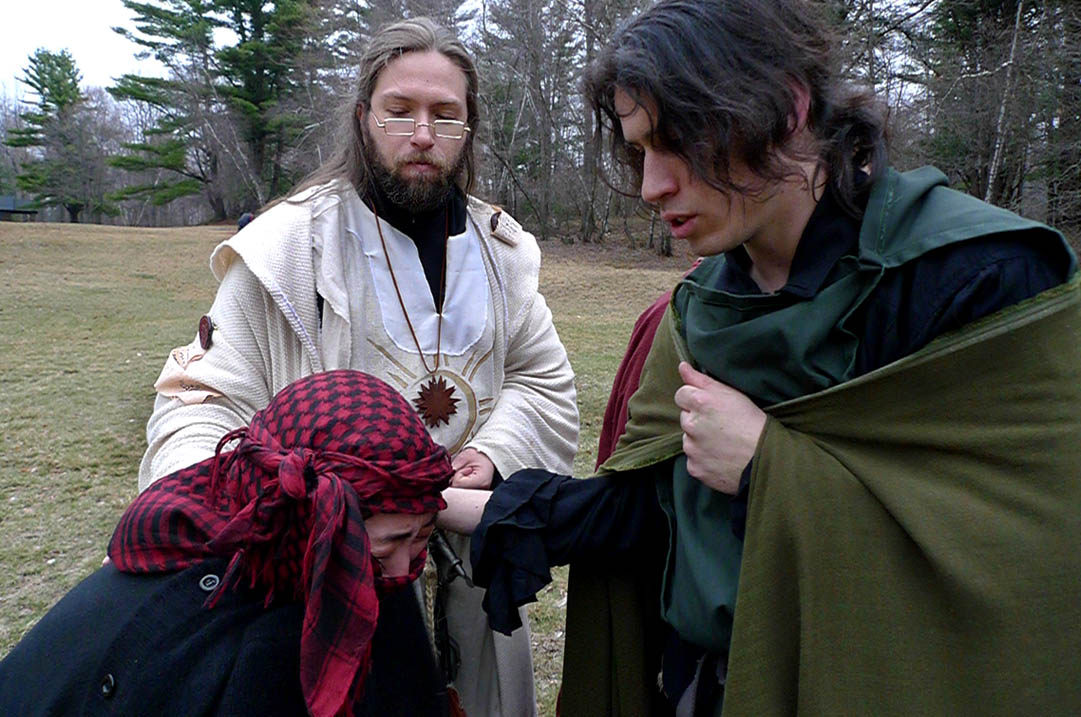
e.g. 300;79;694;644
1;0;164;101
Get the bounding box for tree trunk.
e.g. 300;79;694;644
207;187;227;222
985;0;1025;204
578;0;600;244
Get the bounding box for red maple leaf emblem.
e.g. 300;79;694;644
414;376;459;428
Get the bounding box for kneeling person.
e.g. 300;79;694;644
0;371;454;716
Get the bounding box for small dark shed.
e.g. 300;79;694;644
0;195;37;221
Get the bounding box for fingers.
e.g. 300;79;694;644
682;433;700;478
675;362;729;412
450;456;475;483
451;472;490;489
678;432;713;488
674;383;697;411
450;448;494;490
679;406;701;438
678;361;713;388
451;449;473;470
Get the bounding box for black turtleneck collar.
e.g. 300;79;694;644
363;182;468;311
364;180;468;240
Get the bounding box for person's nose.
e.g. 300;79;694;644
380;546;412;578
410;120;436;150
640;151;679;206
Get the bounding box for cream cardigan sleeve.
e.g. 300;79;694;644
138;263;311;490
464;288;578;475
462;209;578;476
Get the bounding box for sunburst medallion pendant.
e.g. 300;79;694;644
414;375;459;428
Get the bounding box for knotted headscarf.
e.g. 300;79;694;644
108;370;452;717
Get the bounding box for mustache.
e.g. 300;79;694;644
394;152;448;171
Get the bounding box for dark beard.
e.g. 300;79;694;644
363;130;466;213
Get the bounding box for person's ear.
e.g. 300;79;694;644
356;104;366;124
787;80;811;137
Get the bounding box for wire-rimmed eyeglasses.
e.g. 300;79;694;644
372;113;471;140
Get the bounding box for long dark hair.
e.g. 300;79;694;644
286;17;480;203
583;0;887;216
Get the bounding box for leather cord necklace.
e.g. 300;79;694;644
372;204;460;428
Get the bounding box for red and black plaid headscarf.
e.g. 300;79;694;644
108;370;452;717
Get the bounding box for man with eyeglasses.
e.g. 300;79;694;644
137;17;578;717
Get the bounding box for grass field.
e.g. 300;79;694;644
0;220;687;714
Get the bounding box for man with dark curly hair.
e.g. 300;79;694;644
467;1;1081;714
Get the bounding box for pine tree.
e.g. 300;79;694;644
109;0;313;217
5;49;117;222
109;0;226;217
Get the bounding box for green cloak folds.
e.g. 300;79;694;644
723;274;1081;715
578;274;1081;715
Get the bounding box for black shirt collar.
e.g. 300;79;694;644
720;185;861;298
363;181;468;243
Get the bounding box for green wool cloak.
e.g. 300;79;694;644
572;275;1081;716
724;274;1081;715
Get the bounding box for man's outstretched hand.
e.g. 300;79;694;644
675;361;766;495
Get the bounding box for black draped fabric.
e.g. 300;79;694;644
472;468;665;635
0;558;448;716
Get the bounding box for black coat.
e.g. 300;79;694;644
0;558;447;716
